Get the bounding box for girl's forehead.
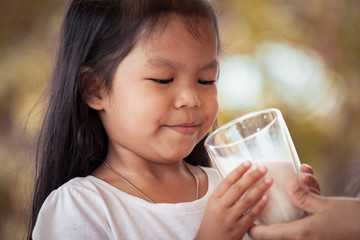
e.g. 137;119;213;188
138;13;218;50
117;15;218;74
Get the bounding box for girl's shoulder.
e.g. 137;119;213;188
46;176;102;199
33;176;111;239
36;176;107;219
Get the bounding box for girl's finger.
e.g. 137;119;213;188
221;166;268;207
211;160;252;198
241;193;270;225
231;176;273;221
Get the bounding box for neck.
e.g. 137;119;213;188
104;145;187;180
102;160;199;203
92;149;202;203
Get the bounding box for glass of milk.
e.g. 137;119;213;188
205;108;303;225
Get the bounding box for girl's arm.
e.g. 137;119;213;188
196;161;273;240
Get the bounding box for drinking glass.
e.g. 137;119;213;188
205;108;304;224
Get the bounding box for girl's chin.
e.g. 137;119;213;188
157;150;194;162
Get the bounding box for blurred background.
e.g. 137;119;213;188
1;0;359;238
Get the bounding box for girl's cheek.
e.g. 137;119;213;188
207;99;219;132
212;98;220;120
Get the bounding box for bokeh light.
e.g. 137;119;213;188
1;0;360;238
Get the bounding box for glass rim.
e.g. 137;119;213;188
205;108;281;149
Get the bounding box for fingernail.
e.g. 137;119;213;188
261;194;269;201
300;172;308;181
264;177;273;184
302;163;313;173
286;180;300;193
303;163;311;169
243;160;251;167
258;166;267;173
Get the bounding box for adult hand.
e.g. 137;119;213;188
249;180;360;240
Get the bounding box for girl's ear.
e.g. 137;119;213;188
85;78;106;110
79;67;106;111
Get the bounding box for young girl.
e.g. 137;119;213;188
29;0;320;239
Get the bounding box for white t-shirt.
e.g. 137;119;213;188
32;167;223;240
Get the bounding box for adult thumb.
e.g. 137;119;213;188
285;180;325;214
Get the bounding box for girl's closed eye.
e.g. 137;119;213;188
149;78;174;84
149;78;216;85
198;79;216;85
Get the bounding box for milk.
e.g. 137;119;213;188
213;157;303;225
252;160;303;224
206;108;304;226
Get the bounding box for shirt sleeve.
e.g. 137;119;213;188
32;184;110;240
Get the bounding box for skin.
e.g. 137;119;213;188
87;14;321;239
89;15;220;203
249;180;360;240
195;163;320;240
196;160;273;240
299;164;321;195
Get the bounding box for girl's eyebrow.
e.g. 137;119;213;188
203;59;219;70
147;57;175;67
147;56;219;70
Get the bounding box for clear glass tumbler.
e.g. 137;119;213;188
205;108;304;224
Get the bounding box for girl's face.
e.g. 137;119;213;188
98;16;219;164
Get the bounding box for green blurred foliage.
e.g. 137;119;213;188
216;0;360;198
0;0;359;238
0;0;64;238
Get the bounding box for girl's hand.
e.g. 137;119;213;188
299;164;320;195
196;161;273;240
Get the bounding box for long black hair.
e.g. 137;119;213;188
28;0;219;238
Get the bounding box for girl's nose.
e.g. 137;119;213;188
174;85;201;109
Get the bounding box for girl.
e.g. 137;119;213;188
29;0;320;239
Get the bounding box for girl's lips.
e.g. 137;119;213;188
166;123;198;135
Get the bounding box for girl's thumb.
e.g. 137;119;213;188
285;180;324;214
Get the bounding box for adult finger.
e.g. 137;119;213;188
300;163;320;194
300;172;321;195
300;163;314;174
249;219;307;240
285;180;325;214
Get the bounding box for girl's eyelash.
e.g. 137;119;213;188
150;78;173;84
149;78;216;85
198;80;216;85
